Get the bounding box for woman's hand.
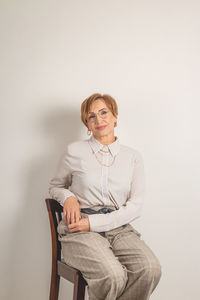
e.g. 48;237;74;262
68;217;90;232
63;196;81;225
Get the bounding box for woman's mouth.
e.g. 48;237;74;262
96;125;107;130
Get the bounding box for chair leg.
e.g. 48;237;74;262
50;272;60;300
73;273;86;300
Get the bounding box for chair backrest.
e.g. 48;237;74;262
45;198;63;261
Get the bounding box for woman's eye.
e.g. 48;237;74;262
89;115;95;119
102;111;107;114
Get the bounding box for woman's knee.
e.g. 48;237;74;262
149;264;162;284
105;264;128;295
130;252;162;288
142;259;162;288
144;249;162;280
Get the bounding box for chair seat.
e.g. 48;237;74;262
57;260;88;286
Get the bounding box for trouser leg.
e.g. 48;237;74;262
57;218;128;300
105;224;162;300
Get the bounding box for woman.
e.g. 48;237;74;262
48;93;162;300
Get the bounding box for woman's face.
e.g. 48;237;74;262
87;99;117;138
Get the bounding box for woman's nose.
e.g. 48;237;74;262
95;114;102;123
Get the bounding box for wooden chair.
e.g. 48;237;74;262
45;198;88;300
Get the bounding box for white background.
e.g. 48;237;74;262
1;1;200;299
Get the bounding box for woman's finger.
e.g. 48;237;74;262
66;211;71;225
70;210;75;224
63;208;67;223
68;223;78;230
75;210;81;223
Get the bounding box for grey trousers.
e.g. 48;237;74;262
57;205;162;300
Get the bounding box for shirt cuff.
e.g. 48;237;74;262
87;213;115;232
49;188;76;206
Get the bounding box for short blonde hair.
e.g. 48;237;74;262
81;93;118;128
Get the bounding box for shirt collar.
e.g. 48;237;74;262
88;134;120;157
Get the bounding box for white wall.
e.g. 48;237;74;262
1;1;200;299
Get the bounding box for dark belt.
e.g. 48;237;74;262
80;207;115;237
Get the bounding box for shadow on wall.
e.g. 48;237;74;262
5;101;84;300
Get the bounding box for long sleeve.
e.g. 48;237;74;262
87;150;146;232
48;145;77;206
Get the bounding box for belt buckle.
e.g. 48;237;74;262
98;207;113;214
98;208;107;214
80;208;97;214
